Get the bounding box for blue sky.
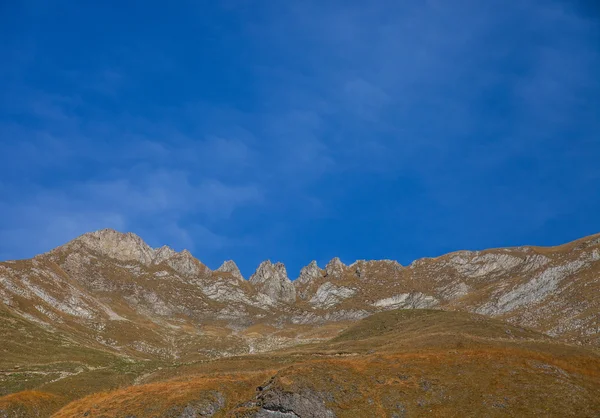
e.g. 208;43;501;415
1;0;599;278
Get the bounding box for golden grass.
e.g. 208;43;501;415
0;390;63;417
52;372;272;417
2;309;599;417
50;310;600;417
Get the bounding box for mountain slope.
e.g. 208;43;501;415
4;228;598;358
1;229;600;416
51;310;600;417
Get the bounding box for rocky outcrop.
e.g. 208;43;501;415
309;282;356;309
3;227;600;359
295;261;324;300
216;260;244;281
164;250;210;278
448;252;551;279
476;260;587;315
290;309;370;324
178;391;225;417
251;378;336;418
296;261;323;285
372;293;438;310
201;279;251;304
57;229;210;278
249;261;296;304
152;245;178;264
325;257;345;278
439;282;470;300
68;229;156;265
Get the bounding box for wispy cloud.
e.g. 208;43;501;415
0;0;598;275
0;168;262;259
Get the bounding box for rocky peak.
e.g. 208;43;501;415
153;245;178;264
60;229;210;277
249;261;289;284
165;249;209;278
68;229;155;265
296;261;323;285
249;261;296;304
325;257;346;278
216;260;244;281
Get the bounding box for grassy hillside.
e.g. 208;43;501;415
0;308;163;416
10;309;594;417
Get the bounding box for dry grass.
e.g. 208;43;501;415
53;372;271;417
0;390;63;417
43;309;600;417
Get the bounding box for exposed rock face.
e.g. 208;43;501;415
178;391;225;417
249;261;296;304
216;260;244;281
476;260;587;315
296;261;323;285
201;279;251;305
325;257;345;278
70;229;156;265
164;250;209;278
252;379;336;418
447;252;552;280
2;228;600;363
449;252;523;278
63;229;210;279
372;293;438;310
295;261;324;300
153;245;178;264
439;281;470;300
309;282;356;309
290;309;370;324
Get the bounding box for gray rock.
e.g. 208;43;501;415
325;258;345;278
178;391;225;417
71;229;156;265
372;292;438;310
202;279;251;304
309;282;356;308
216;260;244;281
250;261;296;304
477;260;587;315
450;253;523;278
254;385;336;418
296;261;323;285
153;245;178;264
291;309;370;324
439;282;470;300
164;250;208;278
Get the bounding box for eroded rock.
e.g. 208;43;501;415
372;293;438;310
309;282;356;309
250;261;296;304
325;258;345;279
296;261;323;285
252;380;336;418
216;260;244;281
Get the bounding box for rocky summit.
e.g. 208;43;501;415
1;229;600;416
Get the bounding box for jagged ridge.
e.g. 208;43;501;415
0;228;599;366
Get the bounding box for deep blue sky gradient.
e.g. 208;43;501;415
1;0;599;278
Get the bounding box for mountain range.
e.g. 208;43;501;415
1;229;600;416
